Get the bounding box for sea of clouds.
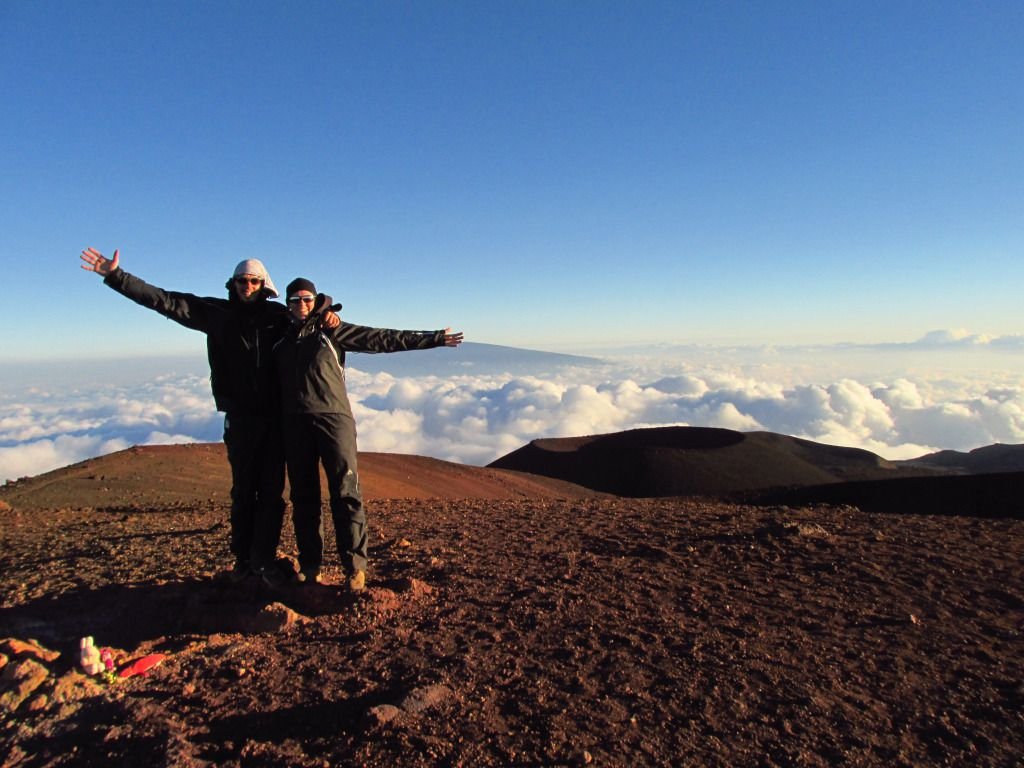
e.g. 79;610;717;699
1;335;1022;484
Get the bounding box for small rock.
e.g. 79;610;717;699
757;520;832;540
792;522;830;539
400;684;453;714
0;638;60;663
0;658;50;713
396;577;433;597
242;602;304;634
4;745;26;766
51;670;103;703
367;588;401;613
365;704;403;726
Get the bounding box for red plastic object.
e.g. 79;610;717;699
118;653;167;678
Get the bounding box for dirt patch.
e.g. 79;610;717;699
2;493;1022;766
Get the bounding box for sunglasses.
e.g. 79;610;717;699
288;296;315;304
234;277;263;286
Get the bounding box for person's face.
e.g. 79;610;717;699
233;274;264;303
288;290;315;320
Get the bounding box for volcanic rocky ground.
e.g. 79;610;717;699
1;429;1022;767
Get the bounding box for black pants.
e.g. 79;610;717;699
222;412;286;570
283;411;367;574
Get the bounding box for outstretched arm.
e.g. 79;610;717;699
77;246;213;333
80;247;120;276
328;322;462;353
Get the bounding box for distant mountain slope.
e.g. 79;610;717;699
488;426;935;498
0;444;602;511
349;341;606;376
897;443;1024;475
9;429;1018;516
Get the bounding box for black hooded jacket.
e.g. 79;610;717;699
104;268;291;414
273;294;447;416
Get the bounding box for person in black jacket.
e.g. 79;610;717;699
79;247;337;583
273;276;463;591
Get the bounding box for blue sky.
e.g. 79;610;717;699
2;1;1022;361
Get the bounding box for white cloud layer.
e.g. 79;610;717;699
1;348;1022;484
0;374;222;482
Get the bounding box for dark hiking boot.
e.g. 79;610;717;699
347;569;366;592
228;560;251;583
259;566;292;590
259;558;296;590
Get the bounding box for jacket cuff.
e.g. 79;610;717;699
103;267;125;288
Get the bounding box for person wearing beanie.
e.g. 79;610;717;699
79;247;337;583
285;276;316;297
272;277;463;592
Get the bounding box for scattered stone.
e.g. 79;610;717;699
51;670;104;703
240;602;304;634
0;500;11;512
757;521;831;540
396;577;433;597
795;522;830;538
0;658;50;713
366;588;401;613
0;653;8;671
400;684;454;714
0;638;60;663
365;704;403;726
364;687;454;726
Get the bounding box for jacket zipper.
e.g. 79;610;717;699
324;336;345;381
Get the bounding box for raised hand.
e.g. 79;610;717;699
321;309;341;330
443;329;464;347
80;247;119;276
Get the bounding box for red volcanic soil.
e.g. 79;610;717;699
0;444;599;511
1;444;1023;767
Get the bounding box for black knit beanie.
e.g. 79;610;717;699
286;277;317;298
